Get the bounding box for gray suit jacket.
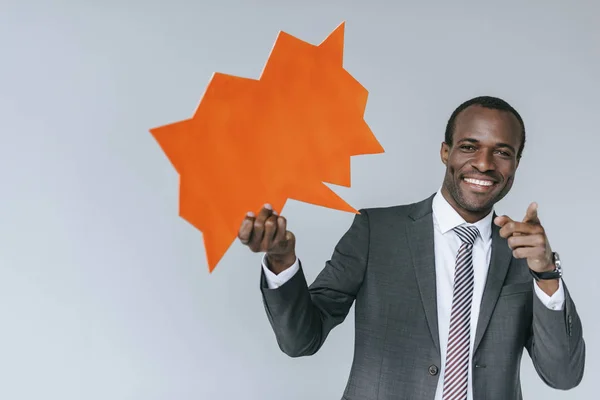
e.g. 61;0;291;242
260;194;585;399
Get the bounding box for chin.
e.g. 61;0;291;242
458;186;508;212
457;197;494;213
442;172;511;214
453;187;495;212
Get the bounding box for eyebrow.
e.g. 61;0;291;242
458;138;516;153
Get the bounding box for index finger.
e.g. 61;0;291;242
237;211;255;244
247;204;275;249
499;220;539;238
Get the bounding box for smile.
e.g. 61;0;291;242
464;178;494;186
462;177;497;191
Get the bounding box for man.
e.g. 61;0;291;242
237;96;585;399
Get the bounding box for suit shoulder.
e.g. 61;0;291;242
358;198;428;222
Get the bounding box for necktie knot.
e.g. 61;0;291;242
454;225;479;245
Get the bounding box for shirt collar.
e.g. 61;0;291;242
432;187;493;241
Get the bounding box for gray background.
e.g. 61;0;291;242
1;1;597;399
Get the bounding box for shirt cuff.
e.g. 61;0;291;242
533;278;565;311
261;254;300;289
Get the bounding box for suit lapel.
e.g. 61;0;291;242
473;215;512;353
405;194;440;354
404;197;513;355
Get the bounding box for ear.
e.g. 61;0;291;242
440;142;449;165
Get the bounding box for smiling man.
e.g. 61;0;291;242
238;96;586;400
441;99;521;222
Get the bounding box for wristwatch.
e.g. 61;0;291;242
529;252;562;281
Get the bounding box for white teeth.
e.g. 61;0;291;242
464;178;493;186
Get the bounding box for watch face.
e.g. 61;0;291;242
553;253;563;277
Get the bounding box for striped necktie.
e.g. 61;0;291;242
442;224;479;400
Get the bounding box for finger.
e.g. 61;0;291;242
272;216;287;244
237;211;255;244
512;246;546;260
507;233;546;250
285;230;294;242
500;220;543;238
523;202;540;223
494;215;513;228
248;204;274;250
261;215;278;250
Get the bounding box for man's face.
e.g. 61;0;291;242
440;105;522;221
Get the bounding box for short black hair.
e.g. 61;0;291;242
444;96;526;158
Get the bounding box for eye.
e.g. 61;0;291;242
495;150;512;157
460;145;476;151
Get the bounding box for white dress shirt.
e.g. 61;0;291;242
262;190;565;399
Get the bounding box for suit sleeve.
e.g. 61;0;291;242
259;209;370;357
526;280;586;390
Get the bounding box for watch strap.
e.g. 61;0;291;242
529;252;562;281
529;268;561;281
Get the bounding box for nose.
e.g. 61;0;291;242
471;149;496;172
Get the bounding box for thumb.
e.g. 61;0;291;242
523;202;539;223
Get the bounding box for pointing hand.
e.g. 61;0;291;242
494;202;554;273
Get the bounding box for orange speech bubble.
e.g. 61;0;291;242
150;22;384;272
